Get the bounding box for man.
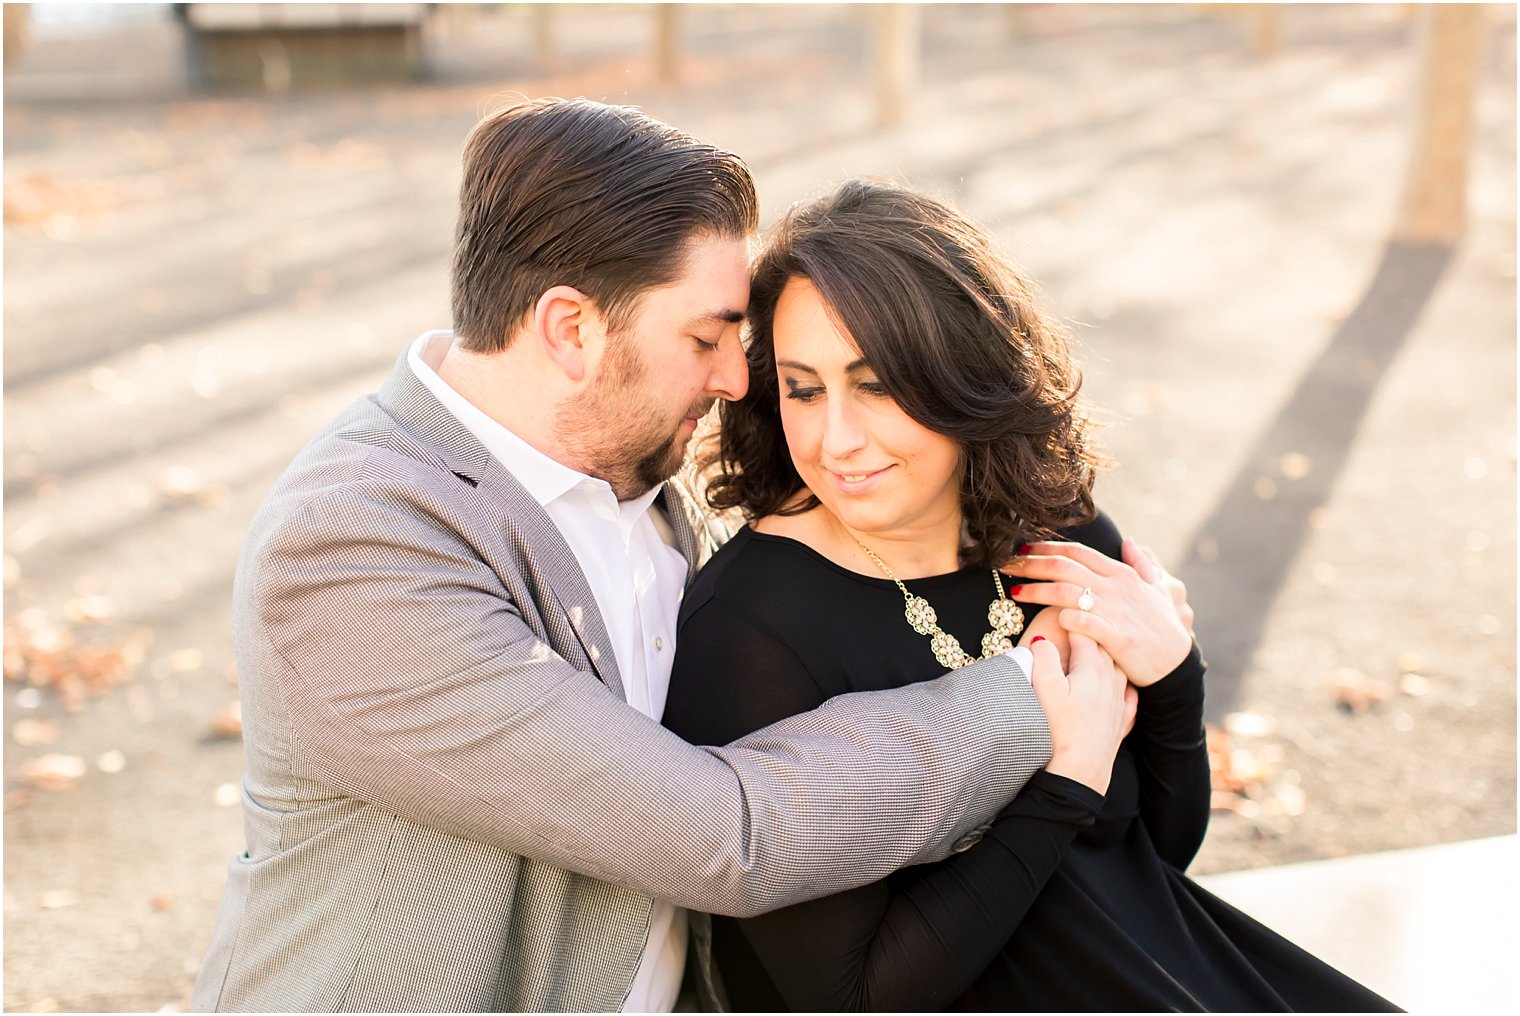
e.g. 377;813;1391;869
192;98;1065;1012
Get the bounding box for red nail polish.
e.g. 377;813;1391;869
1009;585;1023;595
1032;636;1046;644
1018;543;1032;554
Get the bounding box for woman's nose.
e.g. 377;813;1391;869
822;397;867;458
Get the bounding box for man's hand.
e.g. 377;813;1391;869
1028;632;1135;796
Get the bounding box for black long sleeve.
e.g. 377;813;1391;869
1129;642;1212;869
1057;512;1212;870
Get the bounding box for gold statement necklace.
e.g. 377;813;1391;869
855;540;1025;670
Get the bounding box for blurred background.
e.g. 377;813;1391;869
3;3;1515;1011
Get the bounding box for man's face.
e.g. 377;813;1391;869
559;233;751;499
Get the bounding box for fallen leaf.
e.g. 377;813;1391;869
158;465;205;500
1277;452;1313;479
1206;723;1287;816
151;894;174;911
13;719;59;747
1228;747;1268;783
169;648;204;673
1210;790;1241;812
1397;672;1431;697
1223;711;1276;738
65;594;115;623
39;890;77;910
4;617;132;709
23;754;87;790
209;701;242;740
1330;668;1393;713
1269;782;1307;816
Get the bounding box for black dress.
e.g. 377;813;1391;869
663;515;1400;1012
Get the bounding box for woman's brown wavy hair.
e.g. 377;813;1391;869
702;179;1100;569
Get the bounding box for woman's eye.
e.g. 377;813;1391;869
783;380;823;403
859;380;890;397
694;337;720;352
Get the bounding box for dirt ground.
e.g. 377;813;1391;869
3;5;1515;1011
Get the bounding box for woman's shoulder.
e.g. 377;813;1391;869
683;524;821;618
1058;506;1124;561
680;520;876;644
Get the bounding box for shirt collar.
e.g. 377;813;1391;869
407;330;665;523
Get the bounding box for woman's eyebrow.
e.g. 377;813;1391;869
776;358;870;374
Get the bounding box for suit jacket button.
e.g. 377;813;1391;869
951;830;983;852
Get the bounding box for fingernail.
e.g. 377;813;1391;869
1032;636;1046;644
1009;585;1023;595
1018;543;1032;554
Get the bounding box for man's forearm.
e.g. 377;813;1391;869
254;494;1052;917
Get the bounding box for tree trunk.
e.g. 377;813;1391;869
1394;4;1485;245
875;4;920;129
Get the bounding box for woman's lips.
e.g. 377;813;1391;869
829;465;892;493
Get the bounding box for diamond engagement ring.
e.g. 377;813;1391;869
1077;587;1096;612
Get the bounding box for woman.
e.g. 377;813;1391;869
663;180;1398;1012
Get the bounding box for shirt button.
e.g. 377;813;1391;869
653;636;664;652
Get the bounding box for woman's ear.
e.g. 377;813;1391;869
533;285;600;382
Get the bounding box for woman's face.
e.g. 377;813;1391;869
771;276;963;541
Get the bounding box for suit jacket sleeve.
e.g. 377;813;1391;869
244;483;1054;919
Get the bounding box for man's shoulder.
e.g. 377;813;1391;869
246;395;507;566
264;397;449;508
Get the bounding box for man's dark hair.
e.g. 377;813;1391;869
451;97;759;352
704;179;1100;569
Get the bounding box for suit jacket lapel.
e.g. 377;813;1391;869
657;486;703;587
373;350;626;699
659;473;732;587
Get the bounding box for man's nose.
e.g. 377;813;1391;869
707;335;749;402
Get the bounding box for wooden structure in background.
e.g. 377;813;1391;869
1395;4;1485;244
1251;4;1280;58
875;4;920;128
653;3;680;87
3;3;28;73
531;3;555;68
182;3;428;91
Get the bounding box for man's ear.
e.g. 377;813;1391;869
533;285;603;382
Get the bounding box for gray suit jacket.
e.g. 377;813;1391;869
192;346;1052;1012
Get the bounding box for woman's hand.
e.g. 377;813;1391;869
1029;632;1135;796
1017;605;1070;669
1126;539;1194;636
1004;538;1192;687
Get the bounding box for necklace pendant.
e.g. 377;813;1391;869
981;633;1013;658
904;595;938;636
987;598;1024;636
930;631;967;669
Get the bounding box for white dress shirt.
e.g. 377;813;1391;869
409;331;689;1012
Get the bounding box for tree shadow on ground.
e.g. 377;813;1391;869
1181;240;1454;722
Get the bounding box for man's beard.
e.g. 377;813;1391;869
556;334;712;500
